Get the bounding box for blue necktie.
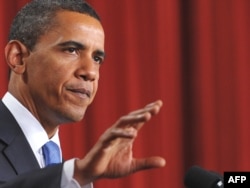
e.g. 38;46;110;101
42;141;61;166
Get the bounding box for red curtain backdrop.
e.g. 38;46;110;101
1;0;250;188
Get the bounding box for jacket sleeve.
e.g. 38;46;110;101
0;164;63;188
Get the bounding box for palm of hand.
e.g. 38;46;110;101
102;137;135;178
75;100;165;185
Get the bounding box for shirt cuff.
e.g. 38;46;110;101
61;159;93;188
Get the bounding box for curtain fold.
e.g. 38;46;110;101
0;0;249;188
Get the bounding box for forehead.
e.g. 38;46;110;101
35;10;105;50
54;10;103;31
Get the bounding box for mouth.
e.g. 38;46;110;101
67;88;91;98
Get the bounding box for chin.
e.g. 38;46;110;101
56;100;90;122
69;110;86;122
58;108;87;124
59;114;85;124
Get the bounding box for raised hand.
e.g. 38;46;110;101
74;100;166;185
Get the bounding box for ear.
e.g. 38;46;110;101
5;40;30;74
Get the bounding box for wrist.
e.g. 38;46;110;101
73;159;96;186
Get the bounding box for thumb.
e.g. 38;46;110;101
133;157;166;172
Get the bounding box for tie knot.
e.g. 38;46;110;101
42;141;61;166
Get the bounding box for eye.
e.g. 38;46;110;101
93;56;103;64
64;47;79;54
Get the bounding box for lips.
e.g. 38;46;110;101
67;88;91;98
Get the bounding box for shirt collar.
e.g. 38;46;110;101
2;92;61;154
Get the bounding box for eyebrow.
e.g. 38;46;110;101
95;50;106;59
58;40;106;58
58;41;84;49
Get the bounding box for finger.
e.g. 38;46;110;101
105;127;138;141
144;100;163;109
129;100;163;116
98;127;137;152
132;156;166;172
102;113;148;146
100;110;155;147
115;111;152;129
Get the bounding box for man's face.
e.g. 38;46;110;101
23;11;105;125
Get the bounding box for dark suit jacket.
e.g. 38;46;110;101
0;100;63;188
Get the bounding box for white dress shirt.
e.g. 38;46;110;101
2;92;93;188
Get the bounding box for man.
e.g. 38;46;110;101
0;0;166;187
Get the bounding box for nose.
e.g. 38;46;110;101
75;56;99;81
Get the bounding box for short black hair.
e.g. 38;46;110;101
8;0;100;50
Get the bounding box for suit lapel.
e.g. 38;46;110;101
0;100;40;175
3;132;40;174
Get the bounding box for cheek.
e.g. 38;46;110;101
90;78;99;102
26;61;68;98
94;73;100;90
